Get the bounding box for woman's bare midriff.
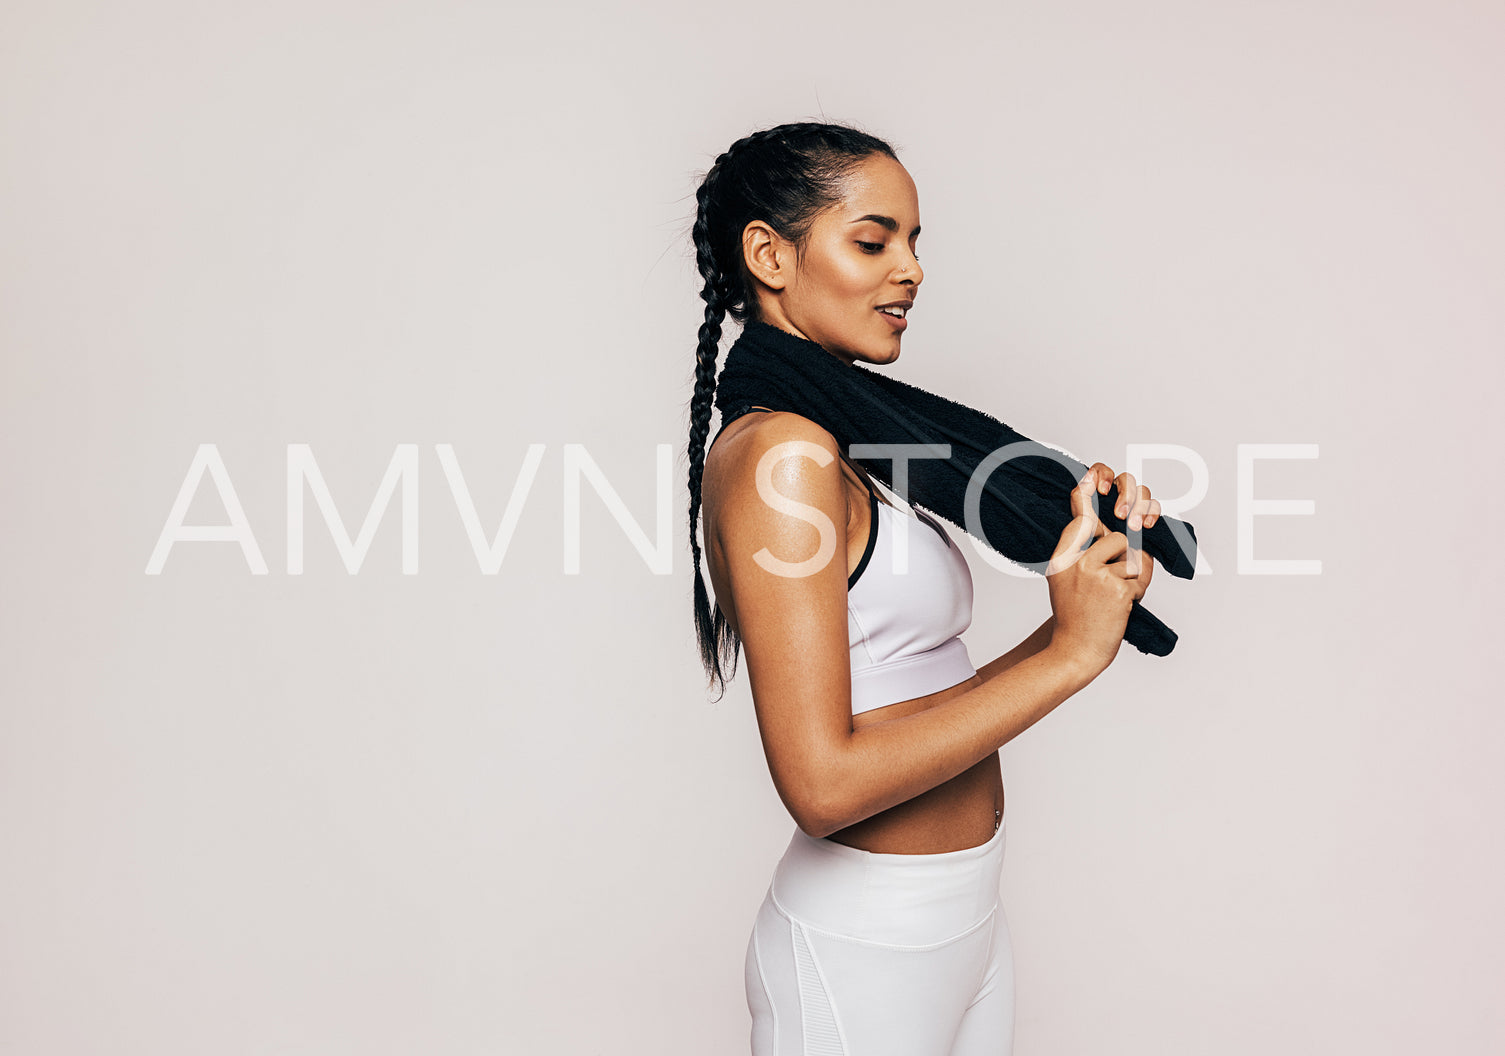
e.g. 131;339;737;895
825;672;1004;855
705;409;1006;857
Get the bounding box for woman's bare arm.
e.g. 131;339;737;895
818;637;1091;837
974;616;1056;681
715;414;1099;839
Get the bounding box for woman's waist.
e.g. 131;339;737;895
770;787;1007;946
825;752;1003;855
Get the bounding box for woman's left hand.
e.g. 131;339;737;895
1081;462;1160;530
1080;462;1157;597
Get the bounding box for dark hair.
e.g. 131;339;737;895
686;121;899;697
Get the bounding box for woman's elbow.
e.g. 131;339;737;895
793;811;840;841
784;785;851;840
772;747;857;839
792;813;835;840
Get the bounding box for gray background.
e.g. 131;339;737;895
3;1;1501;1053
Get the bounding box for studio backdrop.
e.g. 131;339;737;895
2;1;1501;1054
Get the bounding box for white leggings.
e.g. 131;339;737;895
744;816;1014;1055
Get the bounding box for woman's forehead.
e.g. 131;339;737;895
830;157;921;227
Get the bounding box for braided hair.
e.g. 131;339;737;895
687;122;898;697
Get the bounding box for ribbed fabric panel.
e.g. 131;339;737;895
790;920;846;1054
849;635;976;715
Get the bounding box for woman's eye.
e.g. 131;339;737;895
856;241;884;253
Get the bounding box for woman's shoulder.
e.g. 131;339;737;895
706;407;842;478
703;408;849;528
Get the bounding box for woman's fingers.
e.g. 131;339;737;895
1075;466;1161;579
1071;470;1108;521
1085;465;1160;531
1049;512;1108;574
1137;552;1155;594
1114;472;1138;518
1088;529;1153;580
1105;547;1155;593
1086;463;1115;497
1113;474;1160;532
1088;529;1131;569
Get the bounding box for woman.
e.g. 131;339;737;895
686;122;1162;1055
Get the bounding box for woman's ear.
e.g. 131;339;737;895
742;220;791;291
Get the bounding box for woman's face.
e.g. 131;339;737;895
752;153;924;367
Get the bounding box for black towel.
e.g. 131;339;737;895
713;320;1198;657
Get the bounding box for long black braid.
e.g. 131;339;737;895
686;122;897;697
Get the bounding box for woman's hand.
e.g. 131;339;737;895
1073;463;1155;601
1080;462;1160;531
1045;482;1140;677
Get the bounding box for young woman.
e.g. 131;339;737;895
685;122;1162;1056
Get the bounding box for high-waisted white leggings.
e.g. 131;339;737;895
744;816;1014;1055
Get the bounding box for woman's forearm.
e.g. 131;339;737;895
804;639;1095;836
975;616;1056;681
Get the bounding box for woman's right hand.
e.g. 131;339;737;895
1044;477;1145;679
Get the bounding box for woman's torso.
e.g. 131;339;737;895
702;407;1003;854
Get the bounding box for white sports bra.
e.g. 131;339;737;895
846;474;977;714
711;406;978;716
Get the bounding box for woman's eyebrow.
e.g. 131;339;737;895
850;213;921;238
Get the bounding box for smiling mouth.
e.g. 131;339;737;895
876;304;910;332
